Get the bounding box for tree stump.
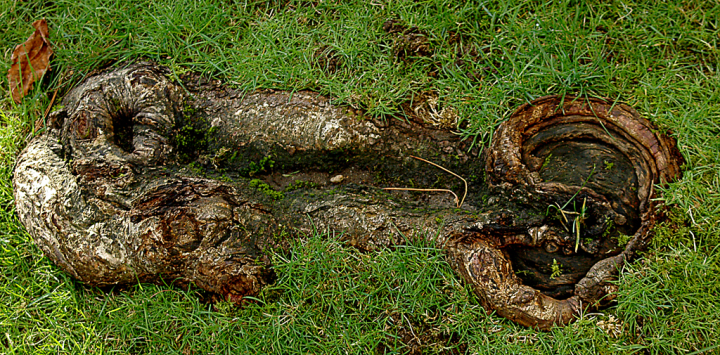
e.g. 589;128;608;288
13;63;684;330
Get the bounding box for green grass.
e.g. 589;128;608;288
1;0;719;353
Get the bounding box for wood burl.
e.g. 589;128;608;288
14;63;683;330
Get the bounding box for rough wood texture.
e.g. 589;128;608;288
14;63;683;330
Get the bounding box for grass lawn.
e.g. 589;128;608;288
1;0;719;353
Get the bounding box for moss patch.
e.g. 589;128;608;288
249;179;284;200
284;180;318;192
173;103;216;163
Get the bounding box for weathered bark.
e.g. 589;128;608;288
446;96;684;328
13;63;683;330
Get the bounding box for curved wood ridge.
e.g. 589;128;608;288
448;96;683;328
13;63;683;330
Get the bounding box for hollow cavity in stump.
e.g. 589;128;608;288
13;63;684;330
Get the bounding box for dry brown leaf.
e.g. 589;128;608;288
7;18;53;103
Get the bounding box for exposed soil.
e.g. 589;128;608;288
383;19;433;62
313;45;343;74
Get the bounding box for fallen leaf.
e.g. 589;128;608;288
7;19;53;103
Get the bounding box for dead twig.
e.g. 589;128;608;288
43;88;58;118
382;155;468;208
409;155;468;207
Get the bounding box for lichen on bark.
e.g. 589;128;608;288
14;62;683;330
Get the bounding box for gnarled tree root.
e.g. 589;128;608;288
13;63;683;330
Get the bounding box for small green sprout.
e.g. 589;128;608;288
550;259;563;279
541;153;553;170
